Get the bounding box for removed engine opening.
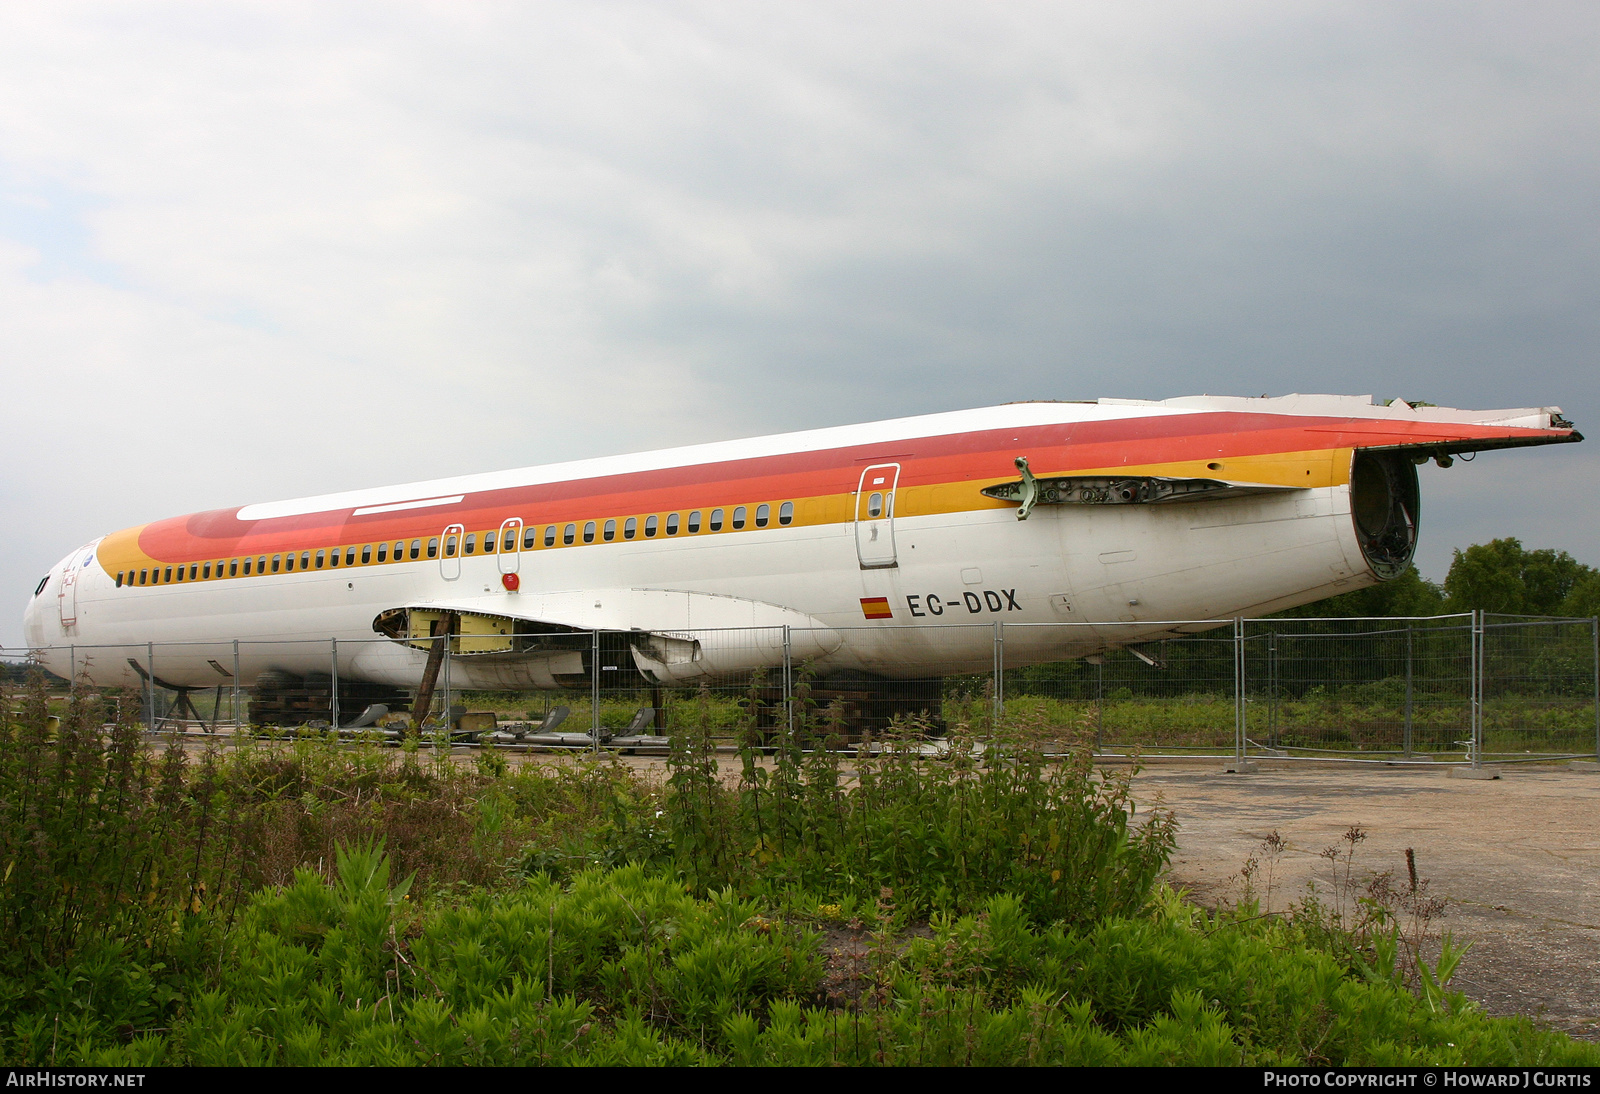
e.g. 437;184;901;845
1350;450;1419;580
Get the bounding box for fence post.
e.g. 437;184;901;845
992;620;1005;729
782;625;793;745
144;640;154;732
1471;609;1484;770
591;630;601;753
1094;655;1104;753
1592;617;1598;762
1404;625;1414;759
232;639;242;729
330;638;339;731
68;644;75;697
443;632;452;740
1267;629;1277;748
1234;617;1246;767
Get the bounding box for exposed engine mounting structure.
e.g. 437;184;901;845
1349;450;1419;580
982;456;1292;519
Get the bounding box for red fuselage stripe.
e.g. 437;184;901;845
127;411;1564;563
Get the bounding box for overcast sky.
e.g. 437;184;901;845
3;1;1597;647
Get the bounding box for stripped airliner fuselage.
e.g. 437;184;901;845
23;395;1580;693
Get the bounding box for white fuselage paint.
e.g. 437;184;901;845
25;484;1369;691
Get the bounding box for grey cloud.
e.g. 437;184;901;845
0;1;1596;643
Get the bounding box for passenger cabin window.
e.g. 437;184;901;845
201;563;210;580
230;559;238;576
427;538;439;559
377;543;387;562
361;545;372;564
505;529;517;551
176;565;185;581
710;508;724;531
732;506;747;530
523;527;536;550
779;501;794;525
140;569;149;584
624;517;637;540
165;566;174;582
116;572;124;587
444;537;457;558
546;526;557;547
603;519;616;542
316;550;325;568
284;555;293;572
484;533;495;553
299;552;309;570
688;510;702;533
271;555;281;573
464;534;475;554
563;524;575;545
257;556;267;574
412;539;422;559
868;493;883;517
583;521;596;544
666;513;679;535
755;504;770;528
344;547;356;566
330;549;340;567
644;515;658;537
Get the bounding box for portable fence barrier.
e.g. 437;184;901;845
5;612;1597;766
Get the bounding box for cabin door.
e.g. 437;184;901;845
440;523;464;580
58;564;78;627
498;518;523;574
855;464;901;570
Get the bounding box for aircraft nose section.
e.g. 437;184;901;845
22;557;63;650
21;584;43;646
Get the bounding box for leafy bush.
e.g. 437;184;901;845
662;689;1175;925
5;673;1596;1067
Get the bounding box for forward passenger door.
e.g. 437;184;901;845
440;523;464;580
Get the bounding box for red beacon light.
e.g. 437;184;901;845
501;572;520;592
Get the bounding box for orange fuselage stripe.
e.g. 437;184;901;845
96;411;1568;580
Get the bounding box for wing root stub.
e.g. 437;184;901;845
982;475;1297;508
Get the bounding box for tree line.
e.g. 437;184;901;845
1276;537;1600;620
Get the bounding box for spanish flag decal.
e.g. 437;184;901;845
860;597;893;620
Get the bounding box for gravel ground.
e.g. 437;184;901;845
1129;759;1600;1040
